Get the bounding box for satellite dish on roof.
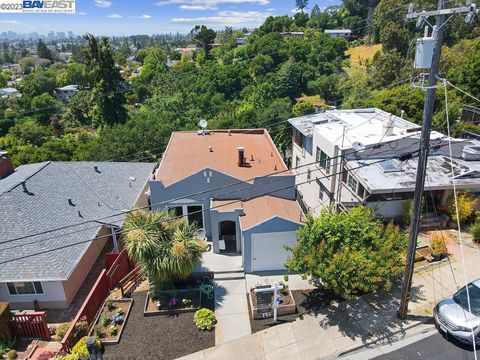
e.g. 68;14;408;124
199;119;208;129
352;141;366;152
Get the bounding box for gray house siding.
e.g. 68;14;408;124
209;209;243;253
149;168;295;237
242;217;302;273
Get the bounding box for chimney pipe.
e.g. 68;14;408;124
237;146;245;167
0;151;14;179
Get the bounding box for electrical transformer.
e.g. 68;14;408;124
414;36;435;69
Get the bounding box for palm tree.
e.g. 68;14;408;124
123;210;206;284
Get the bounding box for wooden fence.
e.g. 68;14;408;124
61;269;111;352
106;249;134;288
119;265;143;298
10;312;50;339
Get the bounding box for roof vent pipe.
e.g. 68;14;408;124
383;115;395;137
237;146;245;167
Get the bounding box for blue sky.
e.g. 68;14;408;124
0;0;341;36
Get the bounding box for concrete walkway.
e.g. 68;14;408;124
179;239;480;360
214;279;251;345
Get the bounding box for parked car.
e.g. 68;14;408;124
434;279;480;344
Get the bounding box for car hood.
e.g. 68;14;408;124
438;298;480;328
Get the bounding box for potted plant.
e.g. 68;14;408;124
430;234;448;261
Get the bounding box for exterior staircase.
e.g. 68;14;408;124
214;270;245;281
419;212;449;232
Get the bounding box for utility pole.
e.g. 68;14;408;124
366;3;373;46
397;1;475;320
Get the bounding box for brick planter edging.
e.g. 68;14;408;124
143;290;200;317
90;298;133;345
248;286;297;320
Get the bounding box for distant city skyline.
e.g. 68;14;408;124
0;0;341;36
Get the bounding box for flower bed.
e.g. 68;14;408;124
248;284;296;320
144;287;201;316
90;298;133;344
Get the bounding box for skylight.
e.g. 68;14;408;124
378;159;403;173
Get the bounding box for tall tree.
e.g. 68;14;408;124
296;0;309;13
192;25;216;56
285;206;407;299
310;4;321;18
83;34;127;127
36;39;53;61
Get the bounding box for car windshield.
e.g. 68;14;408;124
453;283;480;316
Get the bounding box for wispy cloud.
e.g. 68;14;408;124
107;13;123;18
0;20;25;26
129;14;152;19
179;4;214;10
94;0;112;8
171;9;274;26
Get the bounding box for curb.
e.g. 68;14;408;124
333;316;435;358
414;257;448;273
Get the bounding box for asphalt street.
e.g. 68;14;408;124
372;332;478;360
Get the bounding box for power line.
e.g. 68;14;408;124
0;153;416;266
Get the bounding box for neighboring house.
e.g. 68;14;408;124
288;108;480;222
324;29;352;39
236;32;251;45
0;87;20;98
281;31;305;38
0;152;155;309
149;129;304;273
55;85;78;101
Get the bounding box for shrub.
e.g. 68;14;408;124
93;324;103;338
54;323;70;342
430;234;448;256
107;325;118;336
36;351;53;360
7;350;17;360
194;308;216;331
114;308;123;315
111;313;123;324
472;223;480;242
72;318;88;343
105;299;115;311
448;193;476;223
100;314;110;327
0;338;15;355
71;336;101;358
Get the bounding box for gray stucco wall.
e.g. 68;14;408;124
242;217;302;273
149;168;295;237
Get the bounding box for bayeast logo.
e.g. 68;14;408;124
23;0;75;12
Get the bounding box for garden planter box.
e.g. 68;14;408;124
144;288;201;316
248;285;296;320
91;298;133;345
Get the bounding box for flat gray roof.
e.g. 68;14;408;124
0;161;155;281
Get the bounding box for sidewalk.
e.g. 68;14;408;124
179;240;480;360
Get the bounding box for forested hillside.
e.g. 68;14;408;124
1;0;480;166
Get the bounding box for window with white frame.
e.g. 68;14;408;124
7;282;44;295
166;205;204;228
347;175;358;193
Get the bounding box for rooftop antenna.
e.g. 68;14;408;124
352;141;366;152
198;119;208;136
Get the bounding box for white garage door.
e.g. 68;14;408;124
251;231;298;272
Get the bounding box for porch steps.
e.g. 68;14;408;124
214;270;245;281
419;213;449;232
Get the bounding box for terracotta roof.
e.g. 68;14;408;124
212;196;304;230
154;130;290;186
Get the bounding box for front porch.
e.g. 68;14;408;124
193;248;243;273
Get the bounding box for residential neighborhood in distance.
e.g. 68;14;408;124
0;0;480;359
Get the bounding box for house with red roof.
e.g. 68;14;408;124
149;129;304;273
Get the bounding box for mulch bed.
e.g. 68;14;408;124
103;290;215;360
247;287;339;334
